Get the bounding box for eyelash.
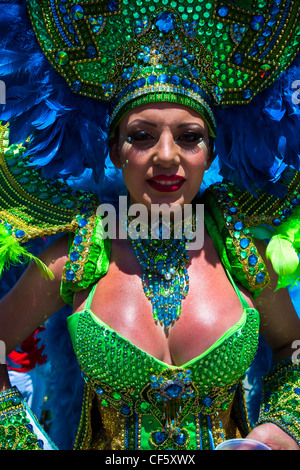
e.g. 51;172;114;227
127;131;205;145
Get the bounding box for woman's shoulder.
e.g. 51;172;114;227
204;172;300;297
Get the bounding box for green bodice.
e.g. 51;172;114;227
67;270;259;450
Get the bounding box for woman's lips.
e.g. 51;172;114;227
147;175;185;192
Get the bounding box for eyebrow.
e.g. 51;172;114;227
177;122;206;131
127;119;157;128
127;119;205;131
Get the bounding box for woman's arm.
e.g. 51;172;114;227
0;234;69;355
254;239;300;364
246;239;300;450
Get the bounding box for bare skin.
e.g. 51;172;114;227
0;103;299;450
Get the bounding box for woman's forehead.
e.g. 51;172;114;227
121;103;208;128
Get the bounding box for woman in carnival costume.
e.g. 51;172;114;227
0;0;300;451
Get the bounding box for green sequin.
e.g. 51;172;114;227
26;0;300;134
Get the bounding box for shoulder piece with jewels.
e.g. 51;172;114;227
0;0;299;296
1;120;300;302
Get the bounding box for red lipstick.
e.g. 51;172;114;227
147;175;185;192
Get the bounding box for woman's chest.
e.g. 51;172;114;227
74;236;255;366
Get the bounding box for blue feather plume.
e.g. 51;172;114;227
214;55;300;196
0;0;110;182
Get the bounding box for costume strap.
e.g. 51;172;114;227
204;188;269;297
0;386;58;450
255;359;300;446
60;215;111;305
0;123;112;295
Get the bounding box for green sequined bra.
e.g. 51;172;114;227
67;249;259;451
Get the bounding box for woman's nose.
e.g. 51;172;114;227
153;133;180;166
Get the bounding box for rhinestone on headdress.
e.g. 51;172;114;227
27;0;300;134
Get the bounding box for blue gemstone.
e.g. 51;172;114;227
86;46;97;58
175;432;187;445
242;88;252;99
256;272;265;283
181;78;191;88
234;221;244;231
272;218;282;226
170;75;180;85
12;396;21;405
203;396;213;407
155;11;176;33
70;251;80;262
158;74;169;83
108;0;118;12
291;198;300;206
251;15;265;31
72;80;82;92
136;77;146;87
248;254;258;266
262;26;272;38
256;36;266;47
164;383;183;398
121;404;131;415
283;209;292;217
37;439;44;449
228;207;238;215
78;218;88;228
267;17;277;27
294;387;300;395
15;230;25;238
66;270;75;281
233;53;244;65
96;387;104;395
147;75;157;84
70;5;84;20
218;6;229;17
26;424;33;432
74;235;83;245
270;5;280;15
63;15;71;25
154;431;166;444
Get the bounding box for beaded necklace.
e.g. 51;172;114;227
127;214;196;330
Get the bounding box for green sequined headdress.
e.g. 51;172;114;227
27;0;300;137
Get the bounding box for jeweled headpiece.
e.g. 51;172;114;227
27;0;300;137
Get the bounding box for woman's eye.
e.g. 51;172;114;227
177;132;203;143
129;131;154;142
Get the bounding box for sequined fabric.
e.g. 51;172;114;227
68;302;259;450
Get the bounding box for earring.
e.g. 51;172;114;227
204;161;208;167
122;159;129;168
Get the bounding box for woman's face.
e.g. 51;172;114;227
110;103;213;211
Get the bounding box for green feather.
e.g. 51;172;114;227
0;225;54;280
266;234;299;277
